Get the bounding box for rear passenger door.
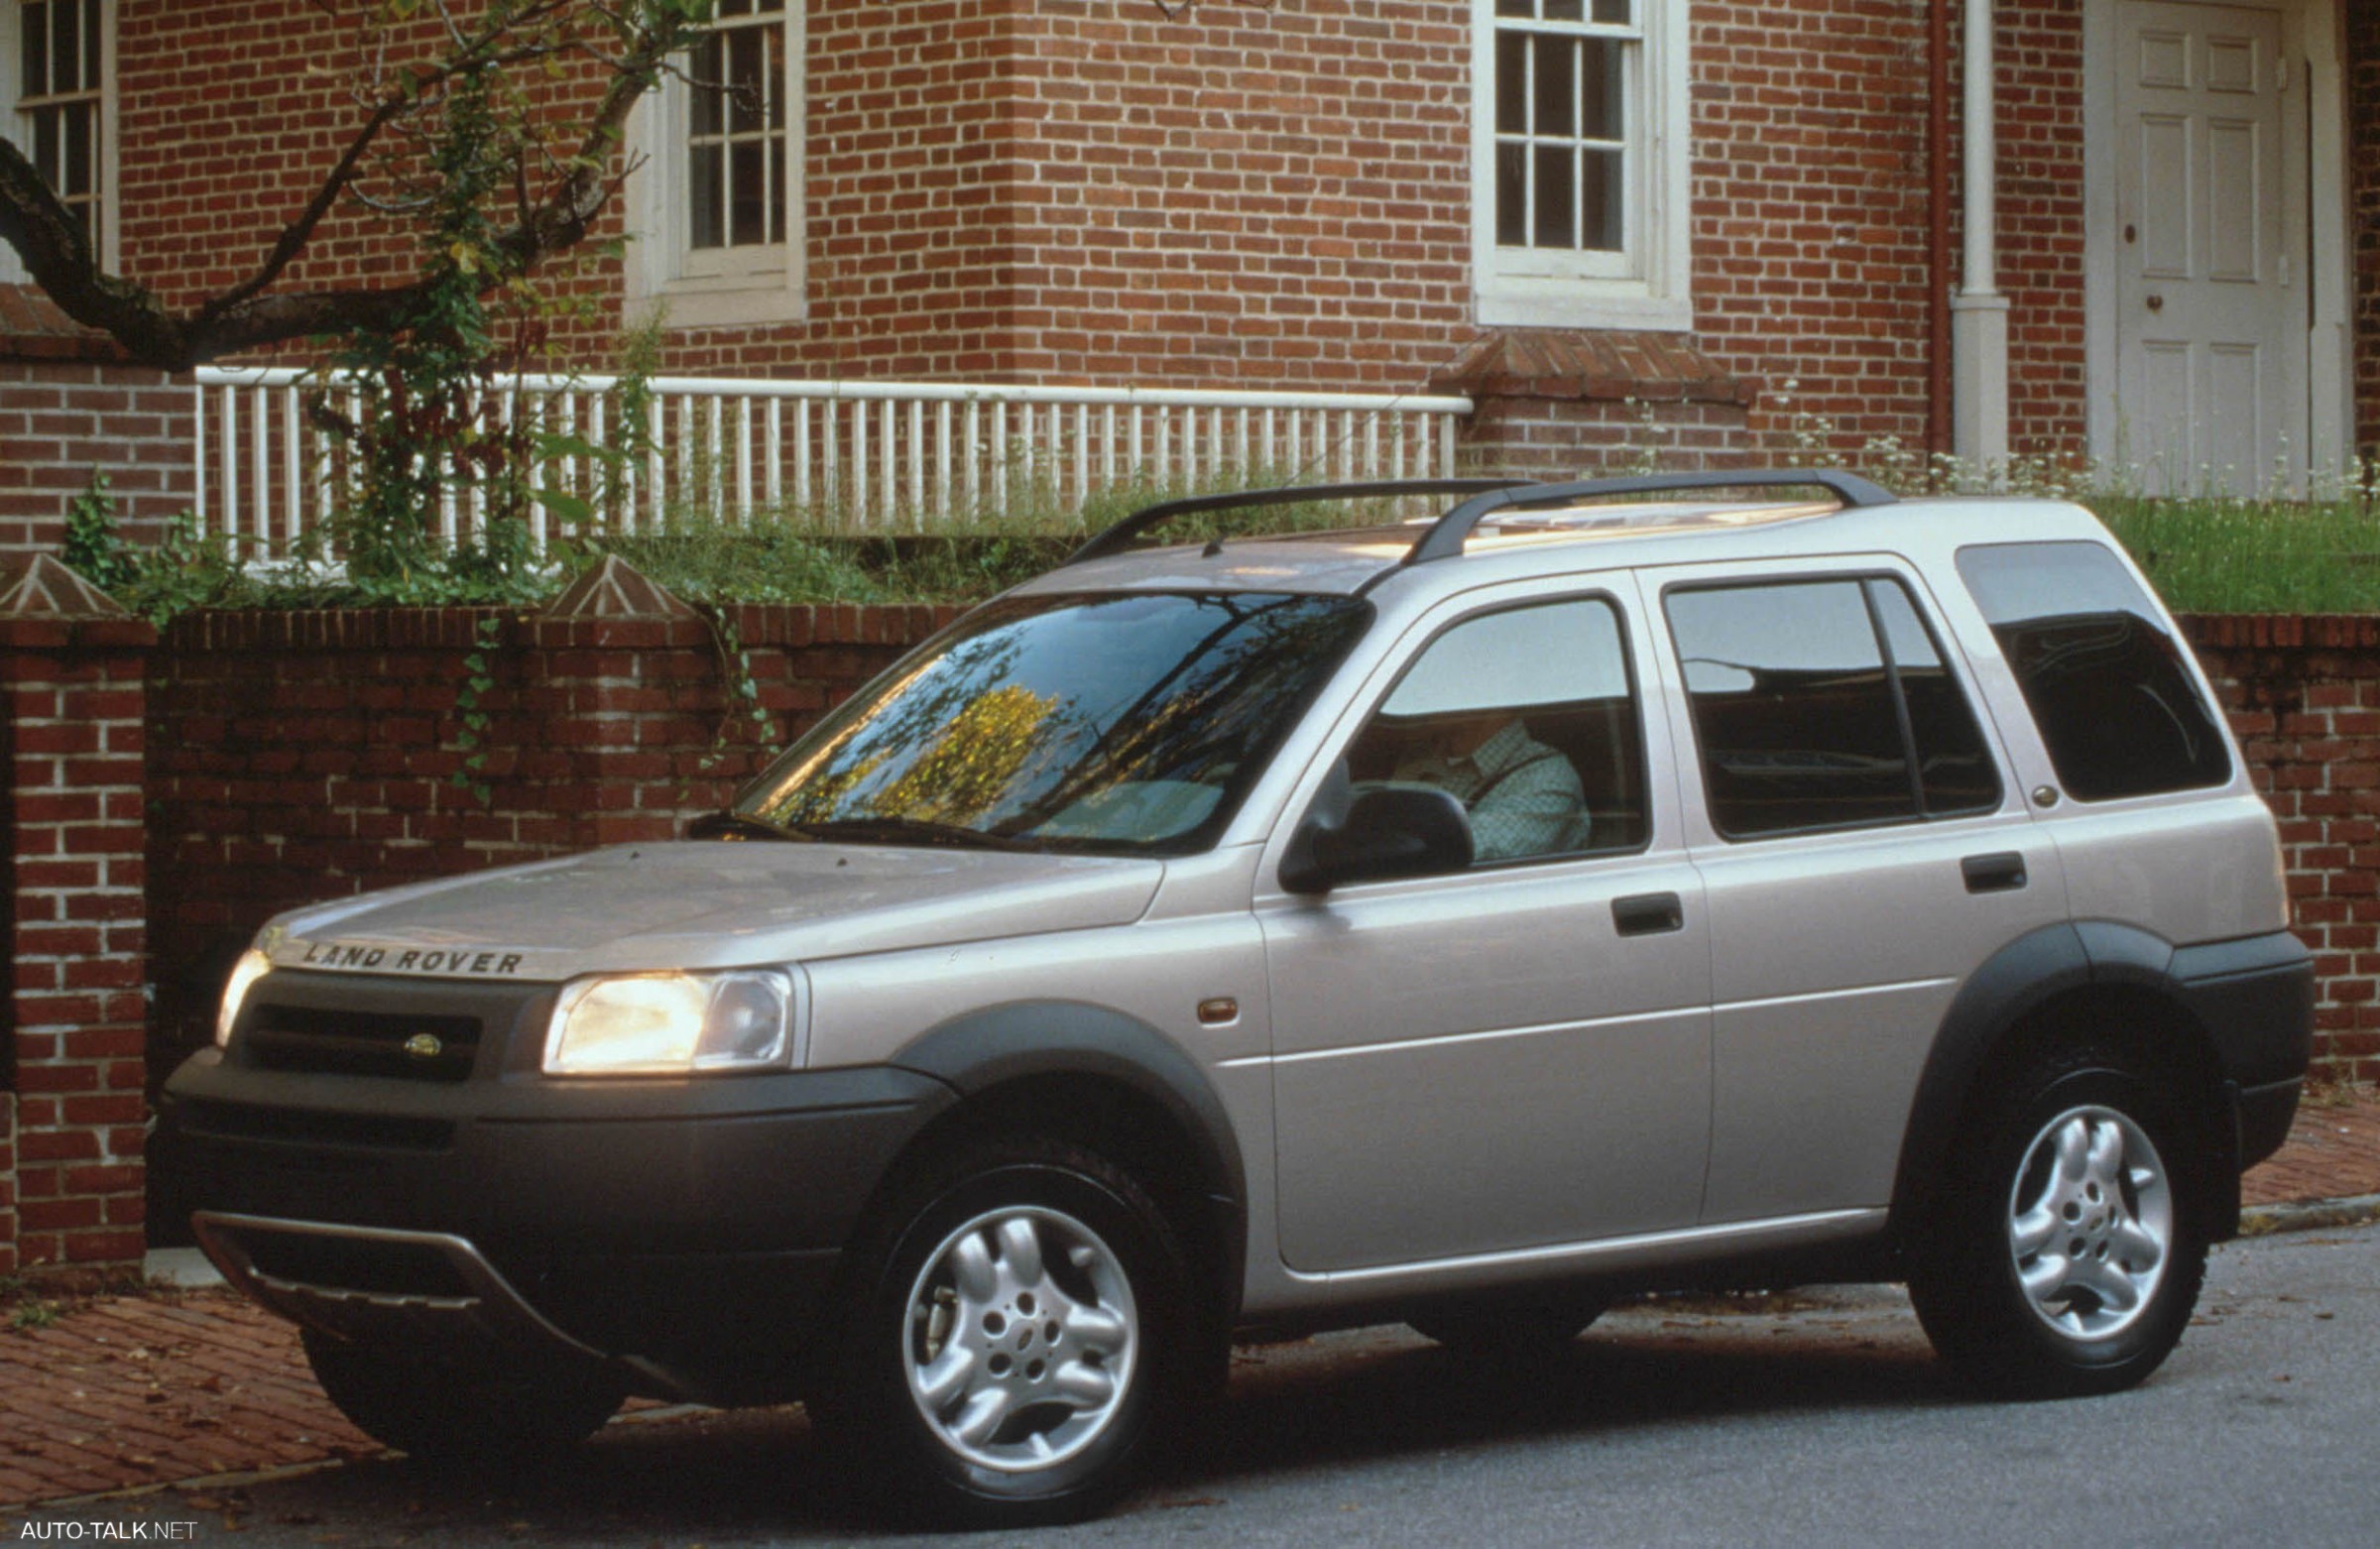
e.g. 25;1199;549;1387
1641;559;2070;1226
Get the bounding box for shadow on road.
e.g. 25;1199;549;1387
128;1312;1956;1541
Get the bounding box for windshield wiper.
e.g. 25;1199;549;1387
786;817;1044;853
686;810;809;843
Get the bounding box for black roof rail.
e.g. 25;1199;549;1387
1064;478;1529;566
1403;468;1899;565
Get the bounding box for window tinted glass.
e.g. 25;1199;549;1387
1666;577;2000;838
1347;597;1644;863
1957;542;2229;800
1668;580;1917;836
1869;581;2001;816
733;592;1370;855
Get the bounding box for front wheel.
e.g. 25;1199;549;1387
1908;1045;2209;1398
813;1134;1198;1527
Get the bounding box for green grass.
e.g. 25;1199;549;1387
2094;494;2380;615
75;472;2380;619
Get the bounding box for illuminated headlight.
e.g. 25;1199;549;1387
216;949;273;1048
543;970;802;1076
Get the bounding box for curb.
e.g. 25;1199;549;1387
2238;1192;2380;1237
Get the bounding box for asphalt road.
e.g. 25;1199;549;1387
12;1220;2378;1548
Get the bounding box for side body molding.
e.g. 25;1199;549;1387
889;1000;1249;1232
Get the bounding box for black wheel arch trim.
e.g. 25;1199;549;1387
1892;922;2312;1243
887;1002;1247;1305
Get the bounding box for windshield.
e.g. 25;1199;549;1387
730;591;1373;854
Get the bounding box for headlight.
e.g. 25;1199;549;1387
216;949;273;1047
543;970;801;1076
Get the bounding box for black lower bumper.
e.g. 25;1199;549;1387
160;1051;956;1403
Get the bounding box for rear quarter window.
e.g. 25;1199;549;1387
1956;540;2230;801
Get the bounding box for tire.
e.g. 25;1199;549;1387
1907;1042;2210;1399
1408;1298;1604;1359
812;1133;1198;1528
300;1329;625;1467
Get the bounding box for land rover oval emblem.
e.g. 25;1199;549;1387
403;1033;444;1060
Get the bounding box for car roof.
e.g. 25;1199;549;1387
1015;484;2116;603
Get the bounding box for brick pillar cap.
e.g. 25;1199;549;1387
539;555;696;620
1430;328;1754;407
0;553;132;619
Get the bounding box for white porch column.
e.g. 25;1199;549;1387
1953;0;2010;468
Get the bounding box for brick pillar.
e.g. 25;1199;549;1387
0;555;156;1276
1432;330;1755;479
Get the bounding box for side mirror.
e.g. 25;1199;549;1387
1280;786;1475;894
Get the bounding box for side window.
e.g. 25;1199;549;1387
1957;541;2230;801
1345;597;1646;864
1666;576;2002;839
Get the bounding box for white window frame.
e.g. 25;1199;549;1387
1471;0;1691;331
0;0;118;287
626;0;804;329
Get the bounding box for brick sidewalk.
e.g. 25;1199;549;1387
3;1087;2376;1513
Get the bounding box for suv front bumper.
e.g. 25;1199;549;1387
161;1027;956;1403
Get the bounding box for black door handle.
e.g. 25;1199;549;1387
1962;853;2027;894
1612;893;1685;936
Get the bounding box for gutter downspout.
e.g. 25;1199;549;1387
1952;0;2011;469
1928;0;1953;461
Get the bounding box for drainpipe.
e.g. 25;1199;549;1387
1952;0;2011;470
1928;0;1953;461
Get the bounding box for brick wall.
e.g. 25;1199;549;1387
2188;616;2380;1085
2;0;2372;496
2;616;156;1275
84;2;1963;446
144;603;954;1069
1990;0;2090;464
0;363;192;553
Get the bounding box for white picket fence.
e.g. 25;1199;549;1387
188;367;1473;556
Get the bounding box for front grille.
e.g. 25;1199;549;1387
244;1003;481;1083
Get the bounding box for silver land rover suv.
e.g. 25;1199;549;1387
162;470;2311;1525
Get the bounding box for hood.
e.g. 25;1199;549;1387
265;840;1165;983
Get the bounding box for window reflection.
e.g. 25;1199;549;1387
737;592;1372;854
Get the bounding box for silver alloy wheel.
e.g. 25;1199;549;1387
2005;1104;2173;1341
902;1204;1139;1474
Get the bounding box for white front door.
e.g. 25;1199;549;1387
2113;1;2305;496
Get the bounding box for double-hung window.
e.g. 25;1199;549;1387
628;0;803;327
1473;0;1690;330
0;0;113;285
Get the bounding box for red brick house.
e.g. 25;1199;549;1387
4;0;2377;548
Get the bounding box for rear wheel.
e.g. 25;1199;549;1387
813;1134;1198;1527
1908;1043;2209;1398
300;1330;624;1467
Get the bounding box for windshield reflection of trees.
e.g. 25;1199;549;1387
749;594;1363;849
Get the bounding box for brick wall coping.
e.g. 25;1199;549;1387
0;284;125;365
2177;614;2380;650
0;617;158;651
1431;329;1755;407
161;602;967;654
134;607;2380;657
